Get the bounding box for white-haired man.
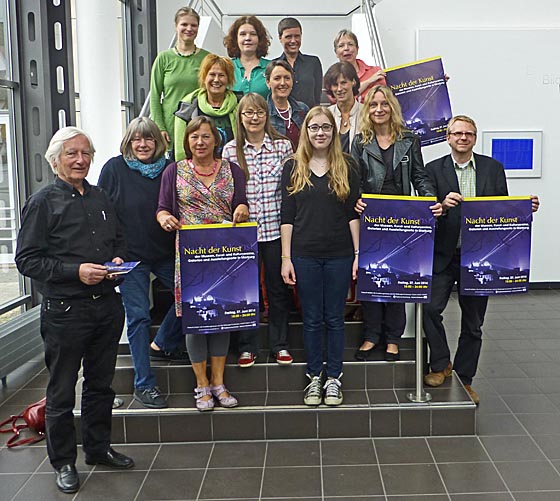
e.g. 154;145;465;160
15;127;134;494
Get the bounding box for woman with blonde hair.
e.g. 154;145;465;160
222;93;294;368
149;7;209;150
281;106;360;406
174;54;238;161
351;85;441;362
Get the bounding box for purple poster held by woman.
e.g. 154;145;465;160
460;196;533;296
384;57;452;146
357;195;436;303
179;222;259;334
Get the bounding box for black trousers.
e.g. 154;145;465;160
238;238;291;354
361;301;406;346
40;292;124;469
422;252;488;385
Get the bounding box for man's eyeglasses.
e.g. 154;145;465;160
241;110;267;118
448;131;476;139
307;124;334;133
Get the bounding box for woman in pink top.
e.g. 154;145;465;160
333;29;386;104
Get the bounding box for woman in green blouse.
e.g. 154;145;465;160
149;7;209;151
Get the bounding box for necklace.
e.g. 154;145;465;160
174;45;197;57
190;159;218;177
274;102;292;129
310;158;328;168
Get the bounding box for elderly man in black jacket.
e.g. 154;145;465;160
15;127;134;494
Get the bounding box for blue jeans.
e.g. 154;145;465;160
292;256;353;378
119;259;183;390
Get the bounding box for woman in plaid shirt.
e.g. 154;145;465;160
222;93;295;368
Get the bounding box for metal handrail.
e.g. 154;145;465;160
362;0;386;68
139;0;224;118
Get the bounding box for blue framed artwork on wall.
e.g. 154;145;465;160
482;130;542;178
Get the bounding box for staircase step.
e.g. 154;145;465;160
103;319;474;442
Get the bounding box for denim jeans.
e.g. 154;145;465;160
292;255;353;378
119;259;183;390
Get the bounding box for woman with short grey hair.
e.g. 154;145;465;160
98;116;187;410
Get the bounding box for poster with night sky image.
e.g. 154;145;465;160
384;57;452;146
357;195;436;303
460;197;532;296
179;222;259;334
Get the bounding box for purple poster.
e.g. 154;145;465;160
384;57;452;146
357;195;436;303
179;222;259;334
460;197;532;296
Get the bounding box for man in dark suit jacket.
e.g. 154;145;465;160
423;115;539;404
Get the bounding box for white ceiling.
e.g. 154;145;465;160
214;0;362;16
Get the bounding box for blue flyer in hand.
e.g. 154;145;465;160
104;261;140;275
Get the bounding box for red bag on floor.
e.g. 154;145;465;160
0;397;46;447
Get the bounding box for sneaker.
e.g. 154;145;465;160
134;387;168;409
303;374;323;406
275;350;293;365
150;347;189;362
323;375;343;406
112;397;124;409
238;352;256;368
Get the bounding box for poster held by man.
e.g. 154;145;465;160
460;196;533;296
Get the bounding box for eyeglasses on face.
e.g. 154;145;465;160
448;131;476;139
131;137;156;144
240;109;267;118
307;123;334;133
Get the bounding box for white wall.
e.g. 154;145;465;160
376;0;560;283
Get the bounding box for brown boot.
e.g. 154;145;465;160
464;385;480;405
424;362;453;387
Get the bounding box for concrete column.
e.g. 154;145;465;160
74;0;122;183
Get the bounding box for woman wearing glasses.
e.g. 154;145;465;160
351;85;441;362
98;117;186;410
222;93;294;368
333;29;386;104
281;107;360;406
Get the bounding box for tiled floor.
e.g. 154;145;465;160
3;289;560;499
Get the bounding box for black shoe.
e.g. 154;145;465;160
150;347;189;362
354;345;376;361
384;351;400;362
55;464;79;493
85;448;135;469
134;387;168;409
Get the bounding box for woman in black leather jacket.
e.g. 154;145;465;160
351;85;441;361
